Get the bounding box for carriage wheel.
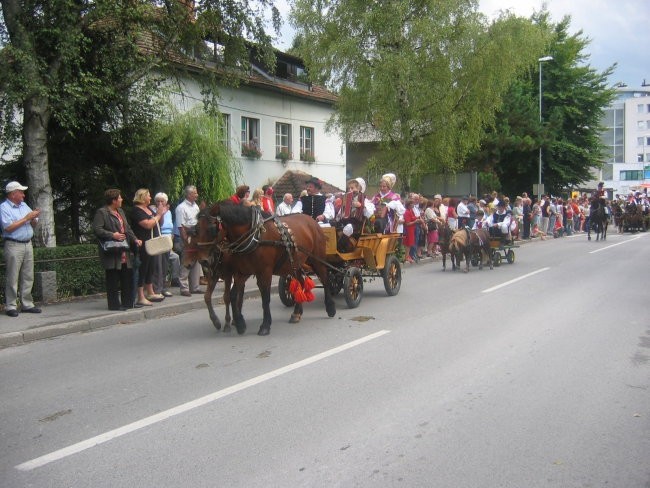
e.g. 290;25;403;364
382;255;401;296
470;252;479;267
506;249;515;264
343;267;363;309
327;267;344;296
278;275;295;307
493;252;502;267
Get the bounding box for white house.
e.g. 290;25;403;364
168;50;346;192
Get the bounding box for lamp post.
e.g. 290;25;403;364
538;56;553;199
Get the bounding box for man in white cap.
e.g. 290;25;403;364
1;181;42;316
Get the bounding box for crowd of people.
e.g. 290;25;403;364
92;185;205;311
6;173;647;315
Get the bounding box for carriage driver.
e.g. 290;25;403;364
486;201;513;240
291;176;335;223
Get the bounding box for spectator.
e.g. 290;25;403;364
132;188;167;306
276;193;294;216
1;181;42;317
250;188;263;207
424;198;441;257
176;185;202;296
93;189;141;311
457;195;470;228
230;185;250;205
467;196;478;229
261;185;275;214
522;197;532;239
403;199;420;263
152;192;179;297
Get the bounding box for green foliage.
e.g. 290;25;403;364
468;11;616;198
291;0;546;186
0;244;104;305
122;108;238;204
0;0;280;242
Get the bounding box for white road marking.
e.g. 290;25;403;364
589;234;644;254
482;267;550;293
15;330;391;472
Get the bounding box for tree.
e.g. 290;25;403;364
468;12;616;197
0;0;279;246
291;0;546;190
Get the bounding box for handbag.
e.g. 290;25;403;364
145;221;173;256
426;219;437;232
101;239;130;254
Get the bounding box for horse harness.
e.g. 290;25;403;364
216;206;303;278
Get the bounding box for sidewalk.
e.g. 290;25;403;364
0;283;270;349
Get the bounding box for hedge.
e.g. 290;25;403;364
0;244;105;306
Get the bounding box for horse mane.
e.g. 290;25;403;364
215;199;254;225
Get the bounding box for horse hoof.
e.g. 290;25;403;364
223;325;231;333
326;304;336;317
289;314;301;324
258;327;270;336
235;322;246;335
212;322;221;331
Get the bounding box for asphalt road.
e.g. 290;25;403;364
1;232;649;487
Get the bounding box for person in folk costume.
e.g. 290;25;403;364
472;209;488;230
336;177;375;252
291;176;335;222
261;185;275;214
371;173;405;234
486;200;513;240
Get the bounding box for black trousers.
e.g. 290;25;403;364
106;264;134;309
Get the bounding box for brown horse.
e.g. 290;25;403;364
449;227;493;273
190;210;239;333
206;200;336;336
437;221;457;271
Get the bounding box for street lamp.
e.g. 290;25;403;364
538;55;553;199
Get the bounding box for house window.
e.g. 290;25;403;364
647;137;650;146
638;121;646;129
217;113;230;150
241;117;260;155
300;126;314;160
638;104;645;113
275;122;291;157
638;137;645;146
638;154;645;162
620;170;643;181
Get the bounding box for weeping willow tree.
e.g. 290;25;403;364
291;0;547;189
134;107;239;203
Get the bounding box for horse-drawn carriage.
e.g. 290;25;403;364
195;201;402;336
278;226;403;309
612;201;648;233
488;237;518;266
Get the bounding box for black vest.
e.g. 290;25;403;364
301;194;326;220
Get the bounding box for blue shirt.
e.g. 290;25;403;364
1;199;34;242
160;210;174;236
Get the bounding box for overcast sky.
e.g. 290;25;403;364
273;0;649;88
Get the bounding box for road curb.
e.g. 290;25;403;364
0;287;268;348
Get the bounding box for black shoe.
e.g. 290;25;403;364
22;307;41;314
6;310;18;317
191;289;203;294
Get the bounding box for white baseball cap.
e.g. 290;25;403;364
5;181;28;193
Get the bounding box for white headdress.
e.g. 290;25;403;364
355;177;367;193
381;173;397;189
